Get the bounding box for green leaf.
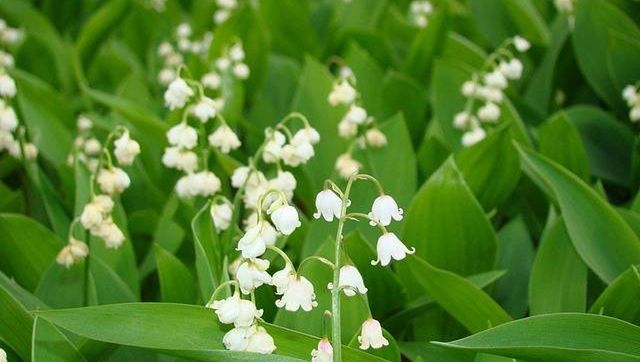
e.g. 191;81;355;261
500;0;550;46
607;31;640;94
76;0;131;67
154;244;197;304
573;0;640;110
517;146;640;283
32;317;86;362
0;270;48;310
0;284;33;360
379;71;429;146
406;256;512;333
0;214;61;291
529;218;587;314
401;341;475;362
402;158;498;276
37;303;385;361
434;313;640;362
88;255;137;304
456;125;521;210
401;5;449;80
35;262;86;308
589;265;640;326
538;111;590;182
192;200;222;301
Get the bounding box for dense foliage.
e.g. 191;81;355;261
1;0;640;361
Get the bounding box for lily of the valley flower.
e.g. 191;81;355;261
499;58;523;80
175;171;221;198
80;195;113;230
311;338;333;362
262;130;286;163
329;264;368;297
358;319;389;350
292;127;320;145
513;35;530;52
167;122;198;149
113;131;141;166
208;125;241;154
365;128;387;147
223;324;276;354
192;96;217;122
236;258;272;294
313;189;343;222
162;147;198;172
477;102;501;123
462;127;487;147
56;237;89;268
97;167;131;195
372;232;415;266
210;292;263;327
237;220;277;258
269;204;301;235
328;79;357;106
335;153;361;179
369;195;403;226
0;73;16;98
210;201;232;231
164;77;194;110
274;272;318;312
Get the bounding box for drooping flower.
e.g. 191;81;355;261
167;123;198;149
372;232;415;266
311;338;333;362
499;58;523;80
483;70;508;90
328;80;357;106
236;258;272;294
162;147;198;172
335;153;361;179
210;201;233;231
274;273;318;312
164;77;194;110
369;195;403;226
343;105;368;124
93;218;126;249
223;325;253;351
477;102;501;123
97;167;131;195
262;130;286;163
513;35;531;52
192;96;217;122
269;204;301;235
113;131;141;166
462;127;486;147
56;237;89;268
365;128;387;147
328;264;368;296
237;220;277;258
245;326;276;354
0;73;16;98
209;125;241;154
358;319;389;350
281;141;314;167
313;189;343;222
210;292;263;327
292;127;320;145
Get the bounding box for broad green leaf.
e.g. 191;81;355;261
154;244;197;304
401;341;475;362
345;42;385;118
192;200;222;301
573;0;640;111
402;158;498;276
35;262;86;308
37;303;385;361
607;31;640;94
32;317;86;362
434;313;640;362
401;5;448;80
492;217;534;318
468;0;514;48
500;0;550;46
440;33;486;69
88;255;137;304
0;214;61;291
456;125;521;210
538;111;590;181
518;146;640;283
416;132;451;181
565;106;634;187
589;265;640;326
258;0;320;60
0;270;48;310
379;71;429;146
529;218;587;314
76;0;131;67
406;256;512;333
0;285;33;360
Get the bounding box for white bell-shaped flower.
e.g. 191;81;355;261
292;127;320;145
343;105;368;124
223;325;253;351
113;131;141;166
271;264;294;295
499;58;523;80
0;73;16;98
513;35;531;52
233;63;250;79
335;153;361;179
622;85;638;106
231;166;250;188
313;189;343;222
237;220;277;258
372;232;415;266
93;218;126;249
0;346;7;362
274;273;318;312
483;70;508;90
477;102;501;123
236;258;272;294
476;86;504;103
162;147;198;173
281;141;314;167
245;326;276;354
210;292;263;327
462;127;486;147
201;72;221;90
311;338;333;362
369;195;403;226
338;119;358;138
167;123;198;149
461;81;477;97
269;204;301;236
164;77;194;110
328;80;357;106
329;264;368;297
358;319;389;350
210;201;232;231
208;125;241;154
0;104;18;132
192;97;217;122
97;167;131;195
268;171;297;201
365;128;387;147
56;238;89;268
262;130;286;163
631;106;640;122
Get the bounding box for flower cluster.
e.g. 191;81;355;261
156;23;213;86
58;127;140;267
214;0;239;25
327;65;387;178
214;41;250;81
0;27;37;161
623;84;640;123
67;115;102;171
453;35;530;147
408;1;434;28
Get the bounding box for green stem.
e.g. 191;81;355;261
331;174;356;361
206;280;238;306
298;256;335;271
